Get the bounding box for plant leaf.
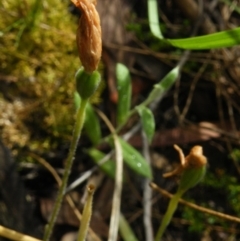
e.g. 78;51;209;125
136;106;155;144
166;27;240;49
118;138;152;178
147;0;163;39
74;93;101;145
87;148;115;178
147;0;240;50
84;103;102;145
74;91;81;110
142;66;180;106
119;213;139;241
116;63;132;126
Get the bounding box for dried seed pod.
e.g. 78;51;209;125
72;0;102;73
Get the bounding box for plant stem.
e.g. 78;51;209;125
43;98;88;241
0;225;41;241
77;184;95;241
155;189;185;241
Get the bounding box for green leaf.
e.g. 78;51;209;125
74;92;101;145
147;0;240;50
87;148;115;178
84;103;102;145
166;27;240;50
148;0;163;39
119;213;139;241
136;106;155;144
142;66;179;106
118;138;152;178
116;63;132;126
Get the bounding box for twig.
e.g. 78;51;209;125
66;118;140;194
226;99;240;175
95;109;123;241
179;63;207;123
65;151;113;193
150;182;240;223
142;131;154;241
122;122;141;141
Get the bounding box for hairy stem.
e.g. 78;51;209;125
43;98;88;241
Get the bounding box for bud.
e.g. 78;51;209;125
178;145;207;192
178;163;206;193
75;67;101;100
72;0;102;73
163;145;207;193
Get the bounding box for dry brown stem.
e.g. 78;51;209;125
150;182;240;224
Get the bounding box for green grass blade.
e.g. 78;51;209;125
148;0;163;39
147;0;240;51
166;27;240;49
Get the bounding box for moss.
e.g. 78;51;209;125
0;0;81;154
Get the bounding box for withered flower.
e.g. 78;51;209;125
163;144;207;178
71;0;102;73
155;145;207;240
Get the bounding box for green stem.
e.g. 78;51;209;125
43;98;89;241
155;189;185;241
77;185;95;241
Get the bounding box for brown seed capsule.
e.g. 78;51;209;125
72;0;102;73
